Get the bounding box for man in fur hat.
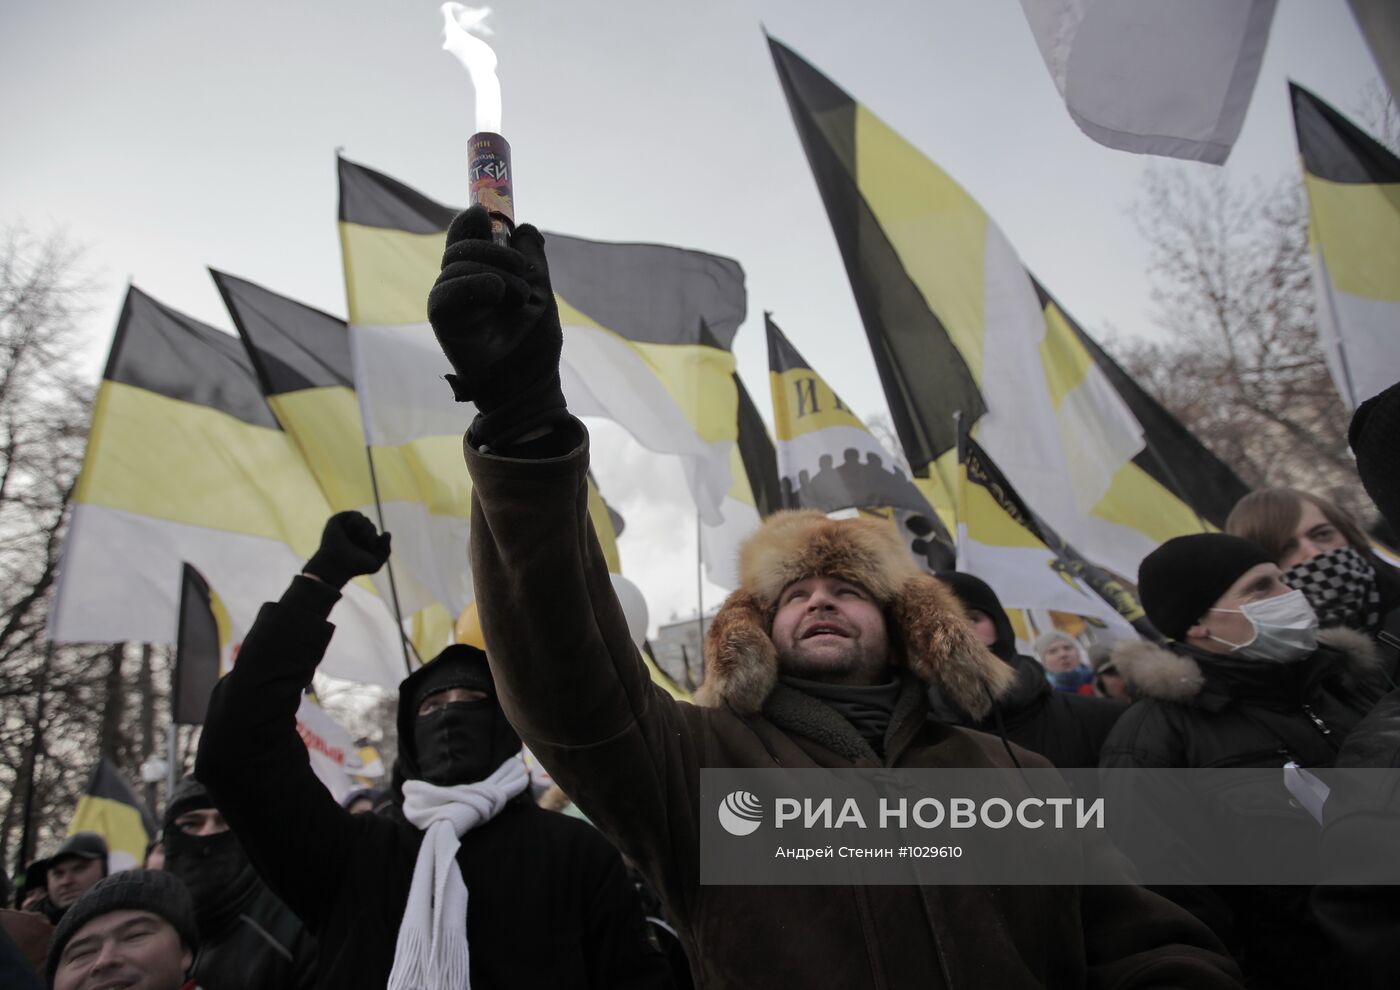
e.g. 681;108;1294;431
421;204;1245;988
195;513;675;989
1102;532;1391;989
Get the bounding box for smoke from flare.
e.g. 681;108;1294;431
441;3;502;133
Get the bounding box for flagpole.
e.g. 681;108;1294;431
362;444;420;676
17;641;52;872
695;512;705;672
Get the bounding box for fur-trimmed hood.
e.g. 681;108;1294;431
1112;627;1383;705
700;511;1014;719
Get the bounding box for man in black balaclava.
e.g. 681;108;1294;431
936;572;1124;768
196;511;675;989
162;776;317;990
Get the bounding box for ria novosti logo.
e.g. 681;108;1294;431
717;791;764;836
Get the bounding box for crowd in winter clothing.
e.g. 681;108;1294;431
4;207;1400;989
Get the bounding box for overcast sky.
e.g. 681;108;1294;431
2;0;1386;635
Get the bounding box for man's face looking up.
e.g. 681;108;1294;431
770;576;890;686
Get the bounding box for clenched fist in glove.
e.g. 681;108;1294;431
304;511;392;589
427;204;569;449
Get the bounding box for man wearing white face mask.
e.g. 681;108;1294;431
1101;533;1390;989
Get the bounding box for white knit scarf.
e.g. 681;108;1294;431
386;755;529;990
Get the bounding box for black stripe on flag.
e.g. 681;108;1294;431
768;36;986;470
212;270;354;395
338;158;748;350
173;563;221;726
338;156;457;233
1291;83;1400;185
103;288;281;430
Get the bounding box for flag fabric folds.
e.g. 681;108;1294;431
213;268;455;657
49;286;407;688
217;268;652;648
769;38;1242;575
173;563;237;725
1017;0;1277;164
67;757;157;873
956;424;1152;641
337;156;753;586
1291;83;1400;409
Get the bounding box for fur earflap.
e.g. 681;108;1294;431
1112;627;1384;704
700;511;1012;716
889;574;1017;720
1112;639;1206;704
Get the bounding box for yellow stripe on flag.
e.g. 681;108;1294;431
68;795;149;873
1304;174;1400;301
74;382;330;554
854;104;990;383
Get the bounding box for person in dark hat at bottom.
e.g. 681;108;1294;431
1101;532;1392;989
26;834;108;926
195;511;675;989
46;869;199;990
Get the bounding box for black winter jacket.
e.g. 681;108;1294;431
974;653;1123;769
1100;628;1387;989
196;577;673;990
934;571;1124;769
189;882;316;990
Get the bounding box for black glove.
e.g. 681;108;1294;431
427;205;568;448
304;511;391;589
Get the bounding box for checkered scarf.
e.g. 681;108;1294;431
1285;545;1381;632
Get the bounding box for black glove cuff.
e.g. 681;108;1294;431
281;575;342;618
466;373;569;449
303;551;354;590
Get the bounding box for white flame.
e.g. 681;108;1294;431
441;3;502;133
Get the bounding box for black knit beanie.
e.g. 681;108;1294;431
47;869;199;983
1350;378;1400;536
936;571;1016;660
1137;534;1273;640
163;775;212;829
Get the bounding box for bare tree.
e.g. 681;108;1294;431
0;224;150;877
1111;167;1364;518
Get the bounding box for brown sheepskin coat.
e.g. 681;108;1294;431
466;420;1243;989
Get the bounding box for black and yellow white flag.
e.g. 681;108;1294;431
767;315;954;554
49;287;407;687
769;38;1242;575
1291;82;1400;408
214;269;456;656
337;157;756;586
67;757;157;873
218;269;659;650
957;422;1153;641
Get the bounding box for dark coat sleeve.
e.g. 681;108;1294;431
194;577;371;932
464;421;707;930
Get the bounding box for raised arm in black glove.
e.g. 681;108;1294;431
303;511;392;590
427;204;569;449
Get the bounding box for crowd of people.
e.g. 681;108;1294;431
2;204;1399;988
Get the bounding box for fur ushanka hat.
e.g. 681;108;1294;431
700;511;1014;718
